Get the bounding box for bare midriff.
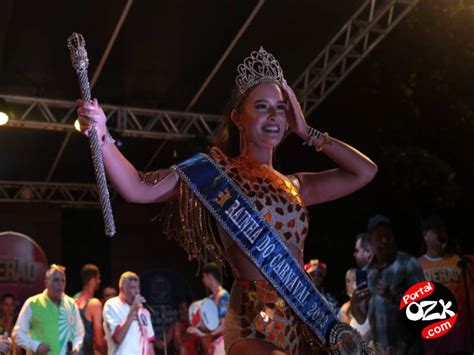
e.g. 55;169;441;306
219;228;304;280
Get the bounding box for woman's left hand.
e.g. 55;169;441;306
281;79;309;140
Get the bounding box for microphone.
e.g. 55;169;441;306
142;302;155;315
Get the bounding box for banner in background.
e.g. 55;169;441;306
0;231;49;305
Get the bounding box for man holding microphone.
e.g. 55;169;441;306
103;272;155;355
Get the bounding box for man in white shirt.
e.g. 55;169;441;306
103;271;155;355
13;264;84;355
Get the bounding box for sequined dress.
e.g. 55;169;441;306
160;147;326;354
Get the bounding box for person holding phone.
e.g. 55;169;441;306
350;232;372;322
351;215;424;355
338;268;372;346
338;234;373;342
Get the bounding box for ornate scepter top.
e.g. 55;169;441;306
67;32;89;72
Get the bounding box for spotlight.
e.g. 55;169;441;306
0;112;8;126
0;98;10;125
74;119;81;132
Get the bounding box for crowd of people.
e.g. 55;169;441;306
337;214;473;355
0;262;229;355
0;263;149;355
0;215;472;355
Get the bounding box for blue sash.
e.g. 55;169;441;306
174;153;355;349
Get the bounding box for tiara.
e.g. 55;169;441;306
235;47;284;99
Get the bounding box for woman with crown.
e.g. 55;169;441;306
76;47;377;354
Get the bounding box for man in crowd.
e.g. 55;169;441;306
13;264;84;354
156;299;201;355
0;294;17;336
101;287;117;306
74;264;107;354
352;215;424;355
187;263;229;355
103;271;155;355
354;232;374;268
418;215;474;354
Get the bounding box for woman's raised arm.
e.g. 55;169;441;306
76;99;178;203
282;80;377;207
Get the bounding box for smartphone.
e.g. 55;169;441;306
355;269;368;287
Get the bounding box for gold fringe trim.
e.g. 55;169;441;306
161;180;231;275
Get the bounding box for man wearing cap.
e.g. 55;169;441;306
351;214;424;355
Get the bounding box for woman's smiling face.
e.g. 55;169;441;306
233;82;288;151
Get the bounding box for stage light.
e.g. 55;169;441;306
0;98;10;125
74;119;81;131
0;112;8;126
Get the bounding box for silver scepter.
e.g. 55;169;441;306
67;32;116;237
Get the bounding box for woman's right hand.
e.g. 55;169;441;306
76;98;108;139
351;282;371;306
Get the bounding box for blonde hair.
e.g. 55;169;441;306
118;271;139;288
45;264;66;280
346;268;356;277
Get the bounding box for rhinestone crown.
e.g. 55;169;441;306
234;47;284;100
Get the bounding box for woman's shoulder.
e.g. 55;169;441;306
208;146;233;168
208;146;227;159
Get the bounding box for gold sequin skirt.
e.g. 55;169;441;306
224;280;327;354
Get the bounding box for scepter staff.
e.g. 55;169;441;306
67;32;116;237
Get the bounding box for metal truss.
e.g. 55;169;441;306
0;181;101;207
0;94;222;140
0;0;419;207
293;0;418;116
